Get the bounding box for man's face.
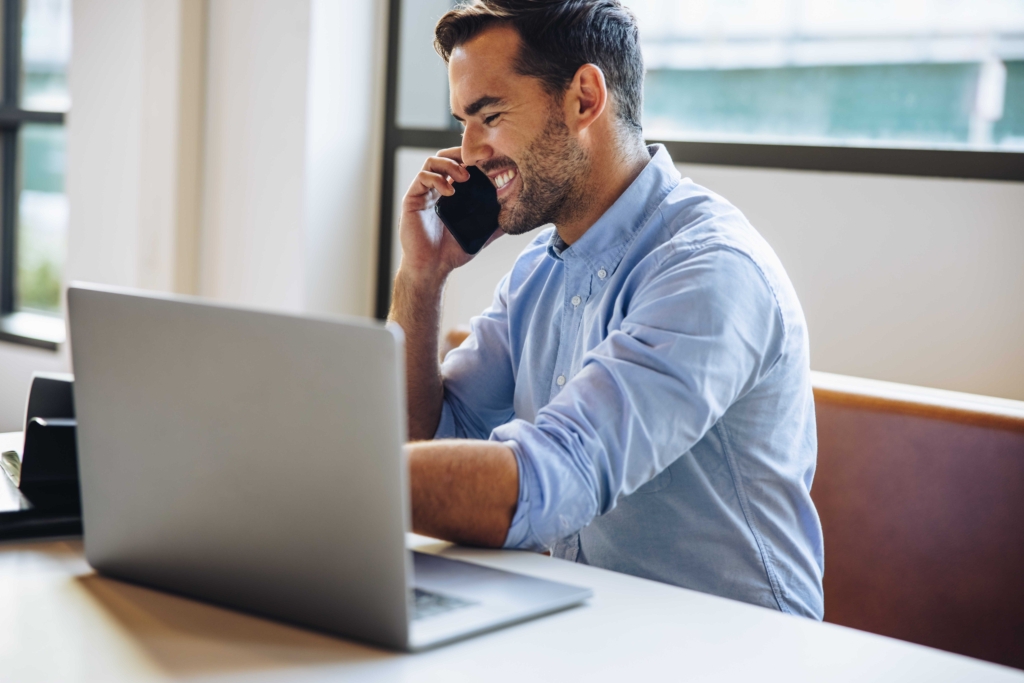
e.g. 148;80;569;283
449;26;591;235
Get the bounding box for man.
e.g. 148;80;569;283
390;0;824;619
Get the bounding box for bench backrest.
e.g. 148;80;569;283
812;371;1024;669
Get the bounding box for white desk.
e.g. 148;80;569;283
0;432;1021;682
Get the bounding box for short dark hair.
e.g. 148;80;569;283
435;0;644;135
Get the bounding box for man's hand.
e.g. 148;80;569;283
399;147;477;283
390;148;499;440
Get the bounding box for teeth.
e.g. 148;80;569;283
494;169;516;189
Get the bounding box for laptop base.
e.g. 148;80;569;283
409;552;591;651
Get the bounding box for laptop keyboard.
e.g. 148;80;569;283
411;588;476;620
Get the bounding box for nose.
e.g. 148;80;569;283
460;121;493;169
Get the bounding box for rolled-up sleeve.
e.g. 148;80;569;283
434;273;517;441
491;245;787;551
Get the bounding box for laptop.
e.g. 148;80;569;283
66;283;591;651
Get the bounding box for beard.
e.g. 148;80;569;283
478;105;592;236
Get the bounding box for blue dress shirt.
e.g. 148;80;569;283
435;145;824;619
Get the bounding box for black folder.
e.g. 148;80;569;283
0;373;82;539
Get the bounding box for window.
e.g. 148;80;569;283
0;0;69;349
375;0;1023;318
632;0;1024;151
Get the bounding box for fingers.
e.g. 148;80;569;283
436;147;464;165
413;169;457;199
408;153;469;200
403;185;440;213
426;153;469;184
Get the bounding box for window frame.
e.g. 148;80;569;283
374;0;1024;319
0;0;66;350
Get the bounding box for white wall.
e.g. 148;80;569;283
395;148;1024;402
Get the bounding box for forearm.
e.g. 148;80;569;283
407;439;519;547
389;266;448;440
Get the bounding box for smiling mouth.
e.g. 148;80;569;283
490;168;518;190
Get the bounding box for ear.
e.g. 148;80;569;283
564;63;608;135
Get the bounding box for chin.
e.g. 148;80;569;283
499;214;542;237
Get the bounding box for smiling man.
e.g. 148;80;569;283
389;0;825;619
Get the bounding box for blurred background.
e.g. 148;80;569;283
404;0;1024;148
0;0;1021;431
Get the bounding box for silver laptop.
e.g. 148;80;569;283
66;283;591;651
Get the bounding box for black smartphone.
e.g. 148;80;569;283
434;165;500;255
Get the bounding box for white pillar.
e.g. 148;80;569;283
67;0;206;293
65;0;145;287
302;0;387;318
198;0;312;311
199;0;386;317
138;0;206;295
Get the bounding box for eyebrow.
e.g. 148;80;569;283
451;95;506;122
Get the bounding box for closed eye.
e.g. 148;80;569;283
484;113;501;126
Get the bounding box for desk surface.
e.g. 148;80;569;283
0;433;1021;682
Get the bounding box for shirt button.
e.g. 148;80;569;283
556;375;566;386
597;269;607;279
571;295;581;306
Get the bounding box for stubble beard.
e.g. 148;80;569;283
491;107;592;236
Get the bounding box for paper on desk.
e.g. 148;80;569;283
1;450;20;486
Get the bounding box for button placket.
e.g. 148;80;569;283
553;254;588;398
551;259;572;398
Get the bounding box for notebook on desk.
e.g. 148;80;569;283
66;283;591;652
0;373;83;540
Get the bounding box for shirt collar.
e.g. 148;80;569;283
546;144;680;276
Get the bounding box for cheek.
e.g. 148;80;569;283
493;124;532;162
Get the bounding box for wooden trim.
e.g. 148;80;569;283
811;371;1024;434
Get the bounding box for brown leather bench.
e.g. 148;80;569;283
443;329;1024;667
812;371;1024;669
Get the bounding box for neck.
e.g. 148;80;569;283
557;137;650;245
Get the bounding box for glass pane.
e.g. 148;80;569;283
994;60;1024;146
625;0;1024;150
396;0;457;129
16;123;67;314
21;0;72;112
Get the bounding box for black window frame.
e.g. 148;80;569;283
375;0;1024;319
0;0;66;350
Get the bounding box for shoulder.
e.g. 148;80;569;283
634;241;784;335
659;180;766;256
649;180;801;330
